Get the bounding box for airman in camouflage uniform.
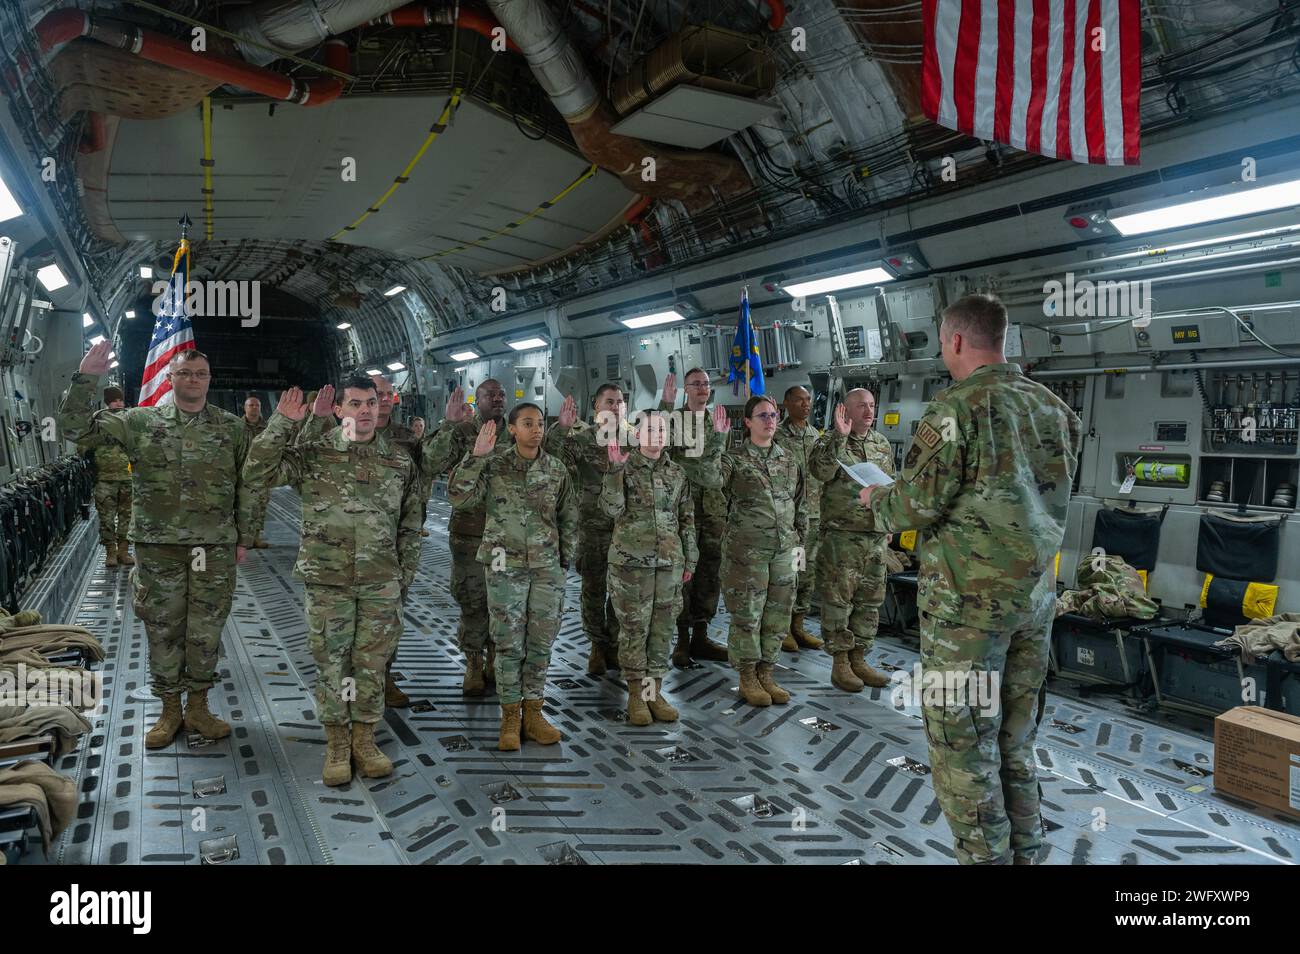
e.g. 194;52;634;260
448;403;577;752
659;370;731;666
809;388;895;692
600;411;697;724
863;294;1081;865
59;343;249;750
774;386;824;652
239;378;430;786
719;395;805;707
242;396;271;549
547;386;624;675
410;417;434;538
76;385;133;569
1056;555;1157;620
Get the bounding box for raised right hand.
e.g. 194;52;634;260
311;385;335;418
80;340;113;376
662;372;677;407
277;386;307;421
558;394;578;429
473;420;498;457
834;403;851;436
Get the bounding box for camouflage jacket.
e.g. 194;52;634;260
545;420;613;531
719;440;806;555
447;446;576;568
446;417;514;537
599;449;697;572
59;372;250;545
809;427;895;534
76;409;131;482
657;400;728;519
774;418;823;519
238;414;422;590
868;363;1082;631
1056;555;1158;620
243;416;267;438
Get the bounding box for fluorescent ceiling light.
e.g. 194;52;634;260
782;267;894;298
365;368;382;375
82;313;94;327
386;361;405;371
336;322;352;330
109;361;119;369
108;352;115;359
384;284;406;297
621;309;685;329
139;265;153;279
506;336;548;352
37;264;68;291
125;310;136;319
89;335;106;345
449;349;479;361
1111;175;1300;236
453;366;467;372
0;173;21;223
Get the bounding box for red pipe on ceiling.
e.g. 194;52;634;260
36;9;343;106
369;5;522;53
761;0;785;31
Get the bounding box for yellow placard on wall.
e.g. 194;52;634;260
515;389;524;399
883;411;900;426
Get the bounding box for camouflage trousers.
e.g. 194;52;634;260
721;542;797;667
817;529;887;653
486;563;565;704
131;543;236;697
250;487;270;541
304;581;402;725
577;522;619;649
677;495;725;627
93;479;131;546
450;531;491;656
793;518;820;616
608;563;683;680
920;611;1050;865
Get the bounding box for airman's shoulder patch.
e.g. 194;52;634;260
915;420;942;449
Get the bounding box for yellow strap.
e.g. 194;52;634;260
1200;573;1213;608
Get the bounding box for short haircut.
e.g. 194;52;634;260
244;394;260;403
593;382;623;405
744;395;779;418
783;385;809;400
477;378;504;397
683;367;709;382
942;293;1007;349
508;402;542;425
170;349;208;369
103;386;124;404
335;373;377;399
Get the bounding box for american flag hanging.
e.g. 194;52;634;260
921;0;1143;166
138;237;197;407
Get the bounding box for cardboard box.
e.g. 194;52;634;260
1213;706;1300;820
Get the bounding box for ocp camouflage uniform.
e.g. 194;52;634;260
774;418;823;616
600;450;696;680
59;372;250;697
719;441;805;666
868;363;1081;866
447;445;577;704
809;427;895;654
238;414;423;725
546;420;620;655
243;416;269;541
1056;555;1157;620
658;401;729;632
77;415;132;550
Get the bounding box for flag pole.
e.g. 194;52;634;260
743;285;751;400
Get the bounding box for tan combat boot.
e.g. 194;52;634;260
791;613;823;650
253;535;271;549
848;648;891;688
462;653;485;696
351;722;393;778
626;678;652;726
587;642;607;676
498;703;521;751
183;689;231;739
103;544;117;569
646;678;679;722
116;541;133;566
756;662;791;704
144;693;183;749
484;643;496;685
690;621;729;662
671;622;692;669
385;672;410;708
831;651;864;693
522;698;561;744
781;633;799;652
737;664;772;707
322;724;352;787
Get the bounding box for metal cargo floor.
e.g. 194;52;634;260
27;490;1300;865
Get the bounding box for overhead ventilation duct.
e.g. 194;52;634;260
484;0;753;209
226;0;412;66
610;25;776;117
367;4;522;52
